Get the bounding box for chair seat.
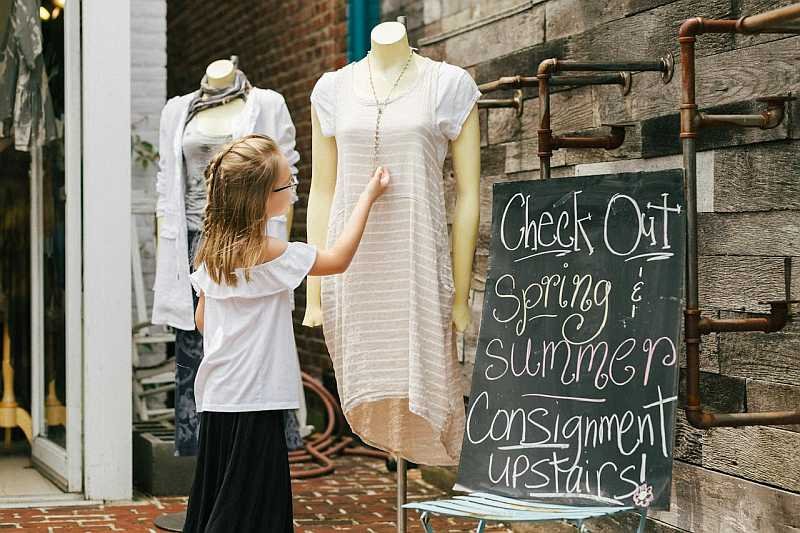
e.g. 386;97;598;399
405;492;631;522
404;492;645;532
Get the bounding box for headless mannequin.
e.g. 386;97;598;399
305;21;480;532
303;22;479;331
156;59;294;241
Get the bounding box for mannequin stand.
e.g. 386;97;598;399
397;456;408;532
0;320;33;448
45;379;66;427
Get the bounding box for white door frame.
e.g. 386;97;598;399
29;0;83;493
81;0;132;501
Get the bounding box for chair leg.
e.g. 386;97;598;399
576;518;588;532
476;519;486;533
420;511;434;533
636;508;648;533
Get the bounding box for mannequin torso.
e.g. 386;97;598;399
304;22;480;331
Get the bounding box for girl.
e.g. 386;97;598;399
183;134;390;532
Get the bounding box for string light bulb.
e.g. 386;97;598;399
39;6;50;20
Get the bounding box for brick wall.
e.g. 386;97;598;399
381;1;800;532
165;0;348;381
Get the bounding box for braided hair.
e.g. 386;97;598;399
194;134;283;286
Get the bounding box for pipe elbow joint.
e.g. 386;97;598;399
538;58;559;77
685;406;715;429
679;17;705;39
606;126;626;149
761;106;786;129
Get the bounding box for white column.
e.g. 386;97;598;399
81;0;132;500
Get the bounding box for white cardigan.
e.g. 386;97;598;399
152;87;300;330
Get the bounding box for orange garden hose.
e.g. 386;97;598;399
289;371;388;479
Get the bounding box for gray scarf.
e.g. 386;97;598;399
185;69;251;126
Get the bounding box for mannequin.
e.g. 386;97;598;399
153;58;303;457
304;22;479;329
307;19;480;450
307;21;480;532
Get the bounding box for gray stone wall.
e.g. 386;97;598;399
382;1;800;531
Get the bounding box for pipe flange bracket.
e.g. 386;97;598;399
513;89;524;117
620;72;632;96
660;52;675;84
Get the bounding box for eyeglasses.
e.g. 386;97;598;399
273;174;298;193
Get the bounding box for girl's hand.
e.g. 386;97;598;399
363;166;391;202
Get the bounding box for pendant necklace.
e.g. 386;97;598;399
366;50;414;170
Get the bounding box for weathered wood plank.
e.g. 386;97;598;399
718;318;800;386
504;139;567;174
713;141;800;213
698;255;788;312
598;34;800;125
703;425;800;492
698;211;800;257
673;409;706;466
486;87;596;146
746;379;800;433
472;38;566;96
441;4;545;68
624;0;678;17
563;0;734;63
651;460;800;532
640;100;791;158
545;0;626;42
677;369;747;414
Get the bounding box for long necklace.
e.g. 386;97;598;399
366;50;414;169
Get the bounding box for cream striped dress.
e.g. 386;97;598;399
311;55;481;465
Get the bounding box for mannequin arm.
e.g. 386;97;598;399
303;107;338;327
449;105;480;332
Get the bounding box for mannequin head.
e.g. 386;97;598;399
370;21;407;45
195;134;293;284
205;59;236;89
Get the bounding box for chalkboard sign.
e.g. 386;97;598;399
456;170;686;510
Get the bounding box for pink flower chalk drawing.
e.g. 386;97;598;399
633;483;654;507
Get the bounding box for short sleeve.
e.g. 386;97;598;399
190;242;317;299
272;242;317;290
436;63;481;141
310;72;337;137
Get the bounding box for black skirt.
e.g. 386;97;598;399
182;410;293;533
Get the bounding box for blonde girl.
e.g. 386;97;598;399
182;134;390;532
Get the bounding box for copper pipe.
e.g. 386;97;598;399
553;126;626;150
478;90;524;116
697;96;791;129
479;73;629;93
479;75;536;92
536;55;673;179
289;372;388;479
737;4;800;32
679;11;800;429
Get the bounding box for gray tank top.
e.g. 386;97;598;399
182;119;231;232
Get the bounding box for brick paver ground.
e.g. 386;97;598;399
0;456;513;532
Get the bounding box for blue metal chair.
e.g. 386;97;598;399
404;491;647;532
